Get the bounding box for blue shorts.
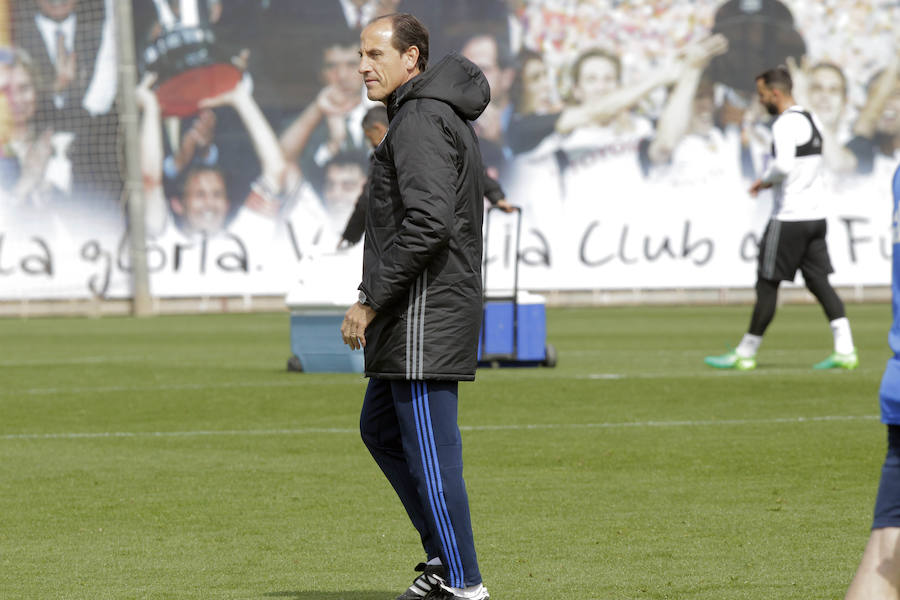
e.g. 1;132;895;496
873;425;900;529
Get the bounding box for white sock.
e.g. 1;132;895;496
445;583;485;599
736;334;762;358
426;557;442;566
830;317;855;355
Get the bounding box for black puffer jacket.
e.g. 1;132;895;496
359;52;490;381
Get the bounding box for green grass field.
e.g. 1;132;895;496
1;303;893;599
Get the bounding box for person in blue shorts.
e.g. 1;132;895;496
844;162;900;599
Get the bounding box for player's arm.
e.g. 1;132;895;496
200;77;287;200
750;113;801;196
135;73;168;237
761;113;801;185
557;51;694;135
645;69;701;165
647;34;728;165
853;57;899;139
279;89;328;165
482;170;515;212
339;185;368;247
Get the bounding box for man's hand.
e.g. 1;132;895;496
495;198;517;213
231;48;251;71
317;85;360;117
785;55;811;107
341;301;376;350
679;33;728;71
748;179;771;197
198;76;252;110
174;109;216;171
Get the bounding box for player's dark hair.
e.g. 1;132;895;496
362;105;389;130
322;28;362;54
374;13;429;72
325;149;370;174
177;165;228;198
756;66;793;94
510;48;545;112
459;31;513;70
572;47;620;85
6;46;54;126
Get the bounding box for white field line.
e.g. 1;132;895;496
576;371;819;380
5;366;871;397
0;415;879;441
0;356;139;366
5;379;366;397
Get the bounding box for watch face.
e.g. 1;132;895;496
358;291;367;305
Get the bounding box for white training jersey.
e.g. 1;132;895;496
761;105;826;221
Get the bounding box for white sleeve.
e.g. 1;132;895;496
761;112;809;185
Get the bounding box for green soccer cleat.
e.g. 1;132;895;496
813;350;859;370
704;351;756;370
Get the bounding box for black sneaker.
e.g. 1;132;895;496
395;562;446;600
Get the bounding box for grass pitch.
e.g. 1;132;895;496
0;302;891;599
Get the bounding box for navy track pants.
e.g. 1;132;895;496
360;377;481;588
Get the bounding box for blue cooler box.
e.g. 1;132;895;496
288;310;364;373
285;251;365;374
478;292;547;364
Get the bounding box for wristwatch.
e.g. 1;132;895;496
358;291;369;306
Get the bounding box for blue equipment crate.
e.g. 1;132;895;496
289;312;364;373
478;295;546;362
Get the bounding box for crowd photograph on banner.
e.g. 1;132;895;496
1;0;899;299
9;3;900;600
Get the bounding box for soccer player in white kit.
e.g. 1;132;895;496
705;66;857;371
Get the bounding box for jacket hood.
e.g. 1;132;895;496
387;52;491;122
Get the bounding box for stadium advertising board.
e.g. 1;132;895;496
1;0;897;300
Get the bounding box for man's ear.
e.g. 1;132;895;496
404;45;420;71
170;196;185;216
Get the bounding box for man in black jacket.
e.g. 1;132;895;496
340;13;492;600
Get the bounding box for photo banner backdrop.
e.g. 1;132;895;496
1;0;897;301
